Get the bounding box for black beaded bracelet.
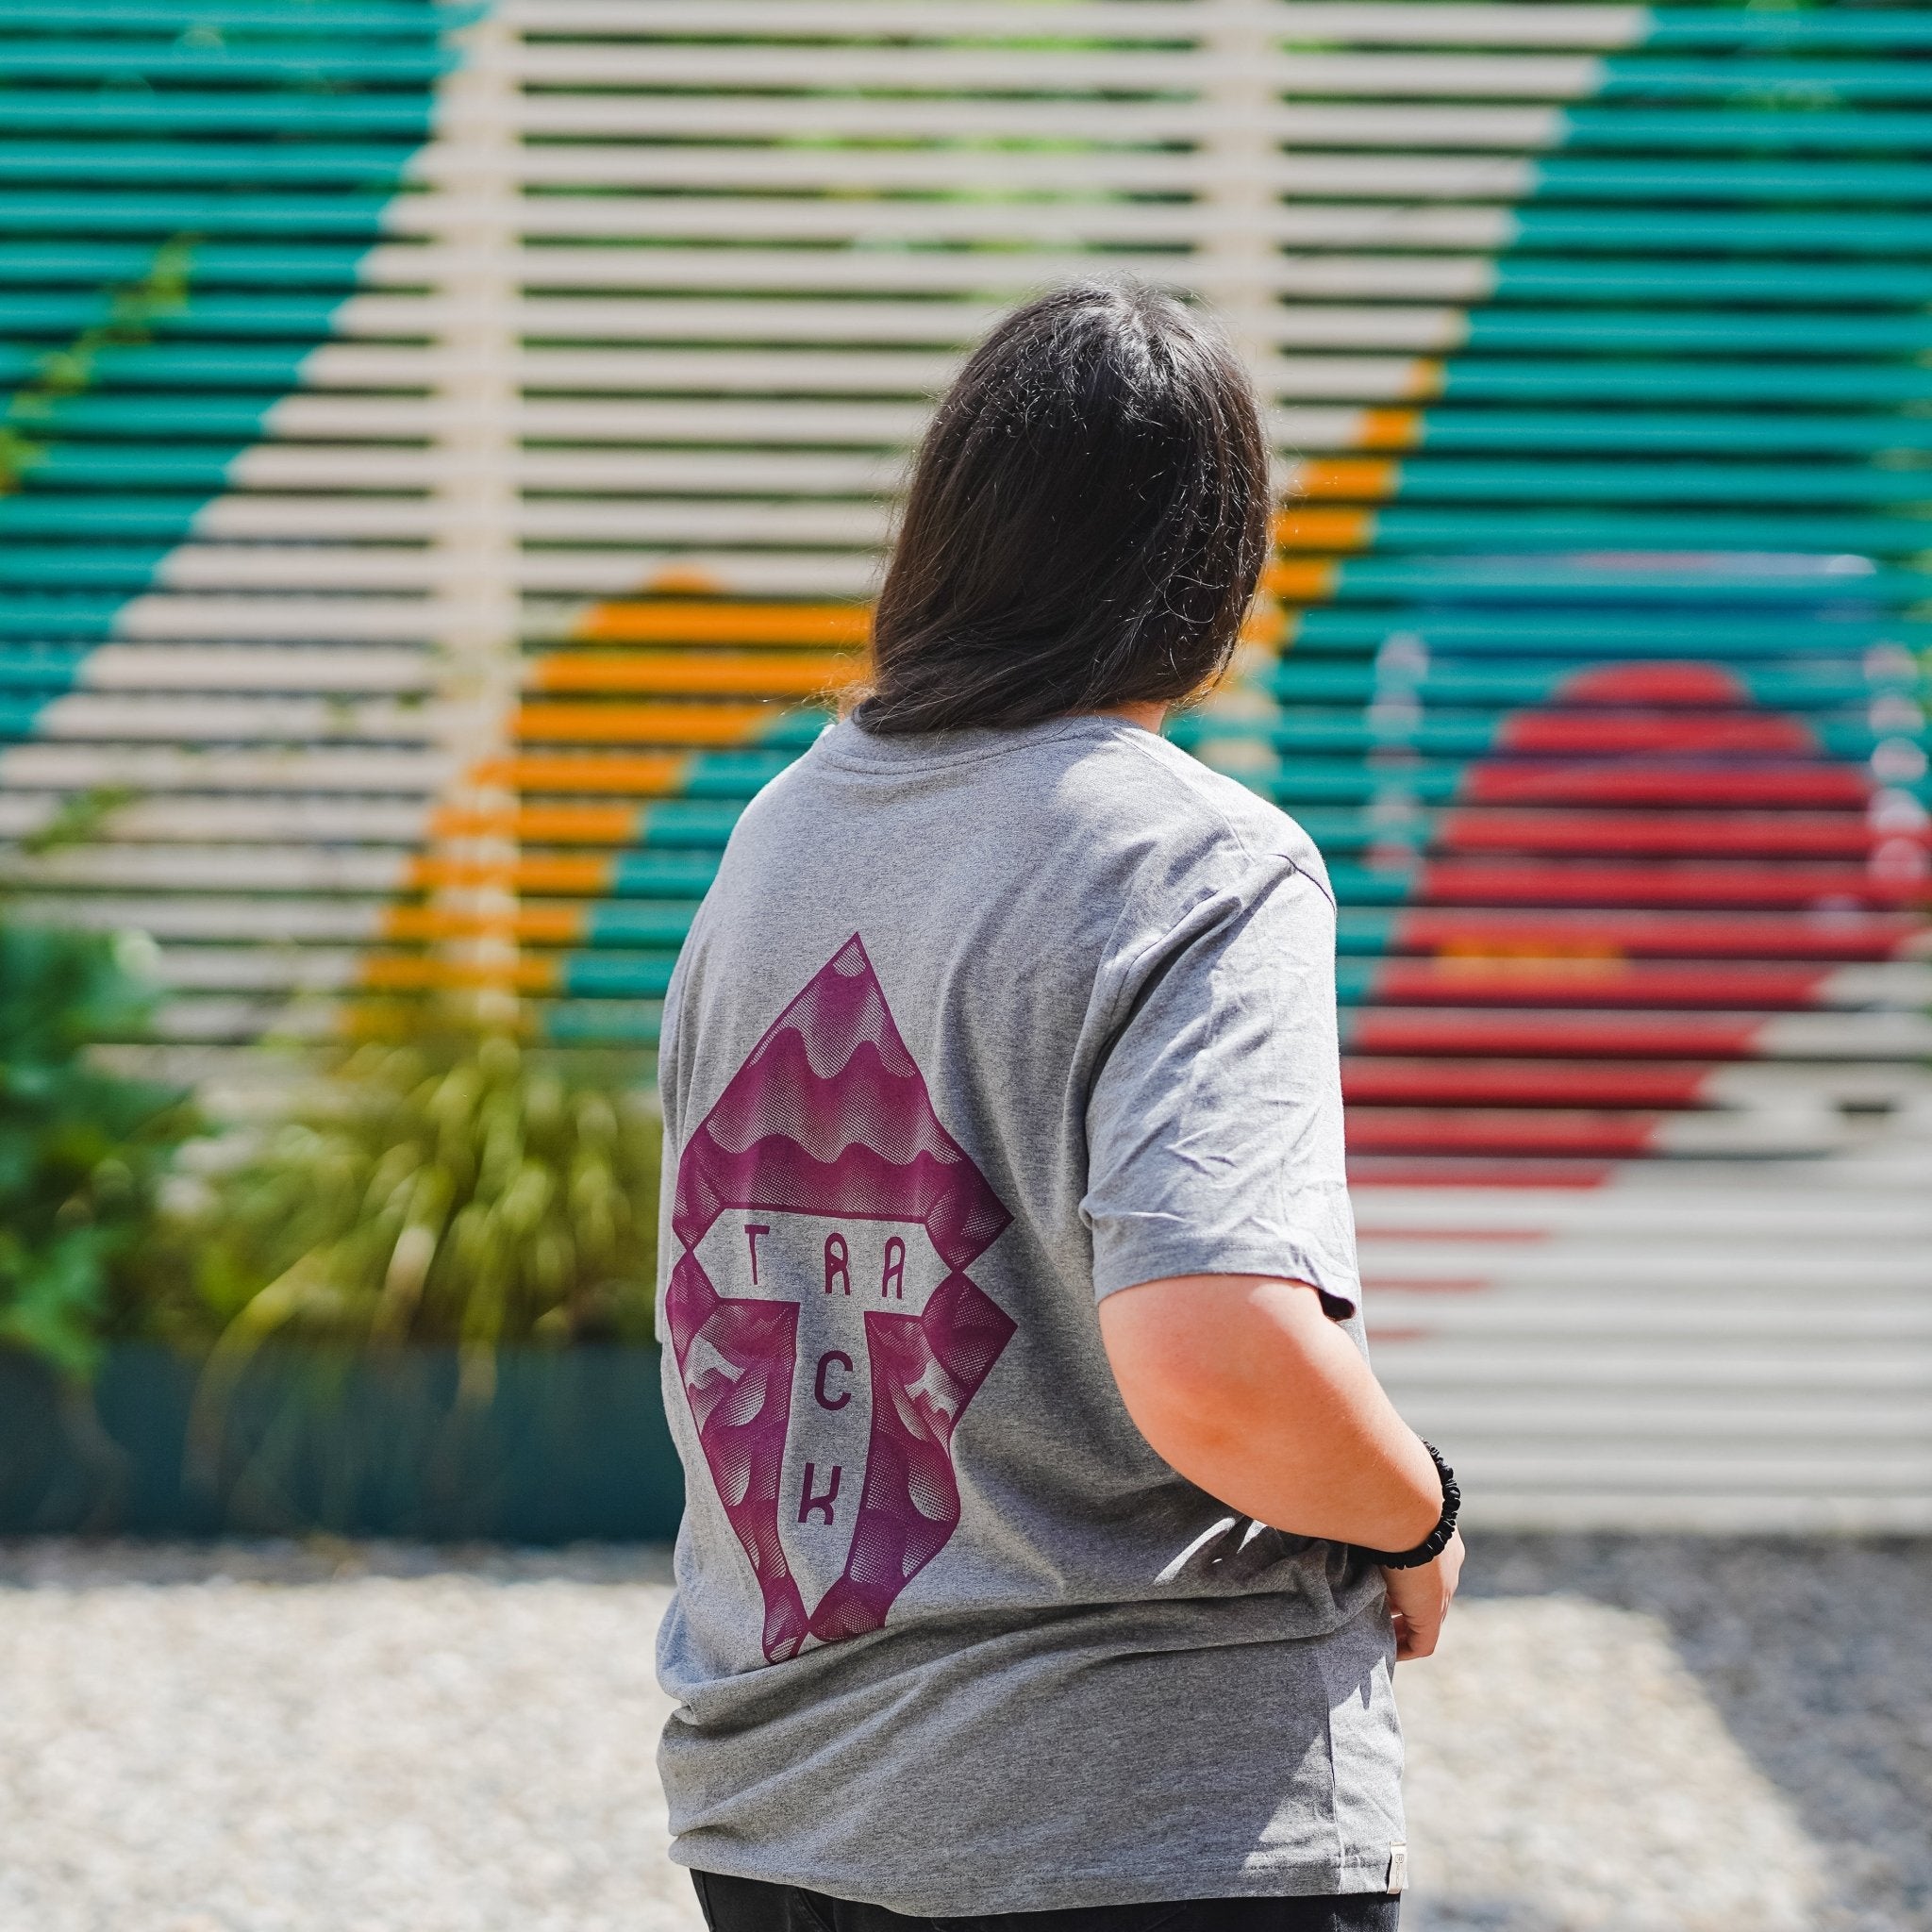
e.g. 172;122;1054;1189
1354;1441;1460;1570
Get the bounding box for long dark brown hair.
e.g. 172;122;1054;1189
860;280;1270;735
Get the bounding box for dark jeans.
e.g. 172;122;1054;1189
691;1871;1401;1932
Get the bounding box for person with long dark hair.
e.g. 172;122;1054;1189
655;281;1462;1932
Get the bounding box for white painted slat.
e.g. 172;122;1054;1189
498;94;1564;146
24;693;450;742
68;646;434;695
410;143;1537;200
495;3;1647;49
8;894;391;941
0;744;455;793
497;44;1606;97
346;253;1499;300
313;303;1466;357
6;845;413;892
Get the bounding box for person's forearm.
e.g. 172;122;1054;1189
1098;1274;1442;1550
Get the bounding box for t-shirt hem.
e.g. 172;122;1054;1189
673;1848;1400;1915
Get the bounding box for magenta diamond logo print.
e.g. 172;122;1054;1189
666;936;1016;1662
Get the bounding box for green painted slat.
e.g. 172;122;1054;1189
1440;363;1932;404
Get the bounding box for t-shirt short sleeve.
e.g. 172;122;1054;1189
1081;858;1359;1317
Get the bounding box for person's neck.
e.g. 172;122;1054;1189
1093;700;1167;734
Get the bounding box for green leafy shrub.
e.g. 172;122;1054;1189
194;1026;660;1400
0;923;199;1378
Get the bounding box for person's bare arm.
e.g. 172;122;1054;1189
1099;1272;1461;1657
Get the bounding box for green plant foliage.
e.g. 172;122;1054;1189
0;924;199;1379
197;1027;660;1400
0;237;194;493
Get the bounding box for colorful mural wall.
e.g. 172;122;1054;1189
2;0;1928;1524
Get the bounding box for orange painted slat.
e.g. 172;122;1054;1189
573;600;870;646
381;906;590;944
429;802;646;842
529;651;861;697
359;955;563;994
1274;508;1376;552
1356;408;1425;453
1291;458;1402;502
516;702;778;746
477;753;691;794
408;854;614;892
1265;559;1341;601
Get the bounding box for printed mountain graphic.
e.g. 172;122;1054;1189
665;935;1015;1661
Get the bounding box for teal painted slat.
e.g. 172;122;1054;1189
1597;60;1932;98
0;143;423;185
1494;260;1932;300
1387;459;1932;505
1364;508;1932;553
580;905;700;948
1559;108;1932;149
1465;312;1932;353
1532;158;1932;201
606;855;724;899
0;546;174;588
558;955;682;1000
1327;558;1932;603
0;646;88;691
1637;12;1932;49
540;1004;663;1048
0;495;208;536
0;92;433;132
0;2;475;29
0;244;374;288
0;44;455;80
1513;209;1932;252
0;345;315;388
8;449;242;485
1291;611;1932;658
1263;663;1912;710
640;802;745;847
1415;413;1932;455
682;752;801;798
1438;364;1932;404
0;195;395;235
0;295;346;340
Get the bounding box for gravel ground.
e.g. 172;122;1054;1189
0;1536;1924;1932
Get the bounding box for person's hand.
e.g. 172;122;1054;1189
1382;1529;1463;1661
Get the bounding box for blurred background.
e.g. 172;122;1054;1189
0;2;1927;1929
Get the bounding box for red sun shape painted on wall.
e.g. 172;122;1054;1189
664;935;1016;1662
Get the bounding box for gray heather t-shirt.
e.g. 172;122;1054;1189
654;713;1401;1916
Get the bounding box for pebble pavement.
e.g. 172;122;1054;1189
0;1536;1924;1932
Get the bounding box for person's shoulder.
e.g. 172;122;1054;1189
1099;728;1334;899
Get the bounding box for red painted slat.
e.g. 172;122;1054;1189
1459;761;1870;808
1497;713;1819;756
1346;1108;1665;1156
1372;958;1835;1007
1348;1009;1767;1058
1388;907;1922;958
1436;808;1876;857
1415;858;1923;907
1342;1058;1716;1107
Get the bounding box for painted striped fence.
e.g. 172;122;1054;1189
1;0;1927;1528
